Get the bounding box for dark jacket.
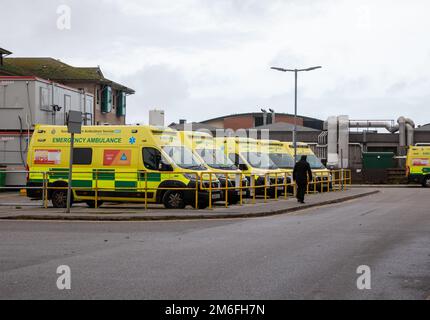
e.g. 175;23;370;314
293;156;313;184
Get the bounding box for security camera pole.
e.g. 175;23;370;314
66;111;82;213
270;66;322;163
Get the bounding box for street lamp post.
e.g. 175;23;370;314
271;66;321;163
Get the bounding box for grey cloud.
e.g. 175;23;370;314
123;65;190;123
386;81;407;95
2;0;430;126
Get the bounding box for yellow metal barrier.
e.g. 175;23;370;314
0;168;352;210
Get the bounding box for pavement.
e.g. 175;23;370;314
0;188;428;300
351;184;422;188
0;188;379;221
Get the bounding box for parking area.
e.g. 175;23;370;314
0;187;378;221
0;187;428;300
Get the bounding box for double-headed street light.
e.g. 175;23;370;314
271;66;322;163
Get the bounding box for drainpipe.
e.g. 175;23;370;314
82;89;87;125
51;83;56;125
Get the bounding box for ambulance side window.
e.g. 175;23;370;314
73;148;92;165
143;147;165;170
229;153;248;171
229;153;240;166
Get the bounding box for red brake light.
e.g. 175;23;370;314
26;164;29;182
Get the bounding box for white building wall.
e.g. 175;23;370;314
0;78;94;186
0;78;94;130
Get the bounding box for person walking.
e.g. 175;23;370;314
293;155;313;204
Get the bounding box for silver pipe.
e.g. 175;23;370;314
349;120;398;133
398;116;406;148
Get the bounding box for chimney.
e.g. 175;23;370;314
179;119;186;125
0;48;12;66
261;108;267;126
269;109;275;124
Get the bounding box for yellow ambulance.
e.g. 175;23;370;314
26;125;221;209
282;142;331;191
216;137;285;197
406;146;430;187
179;131;248;204
258;139;294;191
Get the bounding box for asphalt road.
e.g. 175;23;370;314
0;188;429;300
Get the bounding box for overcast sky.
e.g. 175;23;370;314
1;0;430;125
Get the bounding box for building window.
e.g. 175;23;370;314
73;148;93;165
64;94;71;112
40;87;50;110
254;116;264;127
116;91;126;117
96;88;100;105
101;86;113;113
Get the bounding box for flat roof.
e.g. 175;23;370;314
0;76;94;96
416;123;430;131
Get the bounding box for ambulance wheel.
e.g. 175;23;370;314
51;190;69;208
85;201;103;208
162;191;186;209
192;200;209;209
228;197;239;205
423;176;430;188
268;188;277;198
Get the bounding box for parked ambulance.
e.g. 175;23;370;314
179;131;248;204
26;125;221;209
406;146;430;187
216;137;285;197
258;139;294;192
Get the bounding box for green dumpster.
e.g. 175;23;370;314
0;165;6;190
362;152;395;169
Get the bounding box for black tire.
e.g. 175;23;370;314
268;188;278;198
228;196;239;205
51;190;69;208
162;191;186;209
192;200;209;209
423;176;430;188
85;201;103;208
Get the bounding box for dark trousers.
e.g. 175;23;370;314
296;182;307;202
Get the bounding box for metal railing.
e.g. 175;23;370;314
0;169;352;210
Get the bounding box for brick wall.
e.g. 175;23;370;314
224;115;255;130
63;82;125;125
275;114;304;126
